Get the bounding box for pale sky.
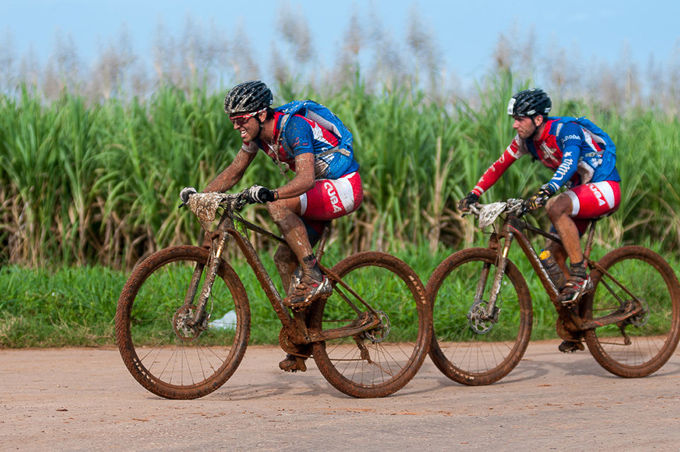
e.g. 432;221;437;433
2;0;679;88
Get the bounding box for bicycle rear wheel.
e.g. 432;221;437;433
584;246;680;377
428;248;533;385
310;251;431;398
115;246;250;399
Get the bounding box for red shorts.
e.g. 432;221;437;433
300;171;363;221
566;181;621;233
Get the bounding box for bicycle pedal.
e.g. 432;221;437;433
558;340;585;353
279;354;307;372
560;298;580;309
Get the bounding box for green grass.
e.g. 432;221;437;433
2;71;680;348
2;72;680;270
2;240;678;348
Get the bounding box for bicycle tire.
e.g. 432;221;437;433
428;248;533;385
115;245;250;399
584;245;680;377
309;251;432;398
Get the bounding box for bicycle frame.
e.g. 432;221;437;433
481;211;645;336
183;199;381;347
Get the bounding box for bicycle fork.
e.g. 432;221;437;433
483;232;514;321
183;230;231;332
467;232;514;333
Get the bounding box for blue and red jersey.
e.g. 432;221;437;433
246;111;359;180
472;117;620;197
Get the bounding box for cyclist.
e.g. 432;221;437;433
202;80;363;370
458;88;621;353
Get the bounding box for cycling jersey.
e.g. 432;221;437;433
243;112;360;180
472;117;620;197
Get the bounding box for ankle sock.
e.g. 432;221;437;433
569;260;587;279
302;254;322;280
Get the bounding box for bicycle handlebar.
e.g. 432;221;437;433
180;188;249;223
464;198;527;229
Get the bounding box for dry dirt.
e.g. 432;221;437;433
1;340;679;451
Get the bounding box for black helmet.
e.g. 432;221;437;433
507;88;552;117
223;80;273;115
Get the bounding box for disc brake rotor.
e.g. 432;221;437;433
467;300;496;334
173;305;202;341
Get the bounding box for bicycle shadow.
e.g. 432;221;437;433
200;372;348;402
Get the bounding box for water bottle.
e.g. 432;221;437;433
209;310;237;330
539;250;566;290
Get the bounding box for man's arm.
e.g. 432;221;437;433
471;137;524;197
203;147;258;193
275;152;316;199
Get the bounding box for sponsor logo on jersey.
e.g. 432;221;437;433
324;182;344;213
589;184;607;206
554;158;573;179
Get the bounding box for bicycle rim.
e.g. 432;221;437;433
428;248;533;385
584;246;680;377
115;246;250;399
310;251;431;398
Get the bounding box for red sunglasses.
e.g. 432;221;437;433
230;109;264;127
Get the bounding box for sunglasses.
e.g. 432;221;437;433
230;109;264;127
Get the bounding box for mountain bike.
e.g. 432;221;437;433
428;198;680;385
115;189;431;399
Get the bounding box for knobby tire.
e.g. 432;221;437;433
427;248;533;385
584;245;680;377
115;246;250;399
309;251;432;398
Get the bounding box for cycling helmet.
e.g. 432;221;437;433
223;80;273;115
507;88;551;117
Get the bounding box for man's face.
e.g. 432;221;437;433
512;115;538;140
230;110;264;142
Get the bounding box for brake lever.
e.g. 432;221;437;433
461;203;481;217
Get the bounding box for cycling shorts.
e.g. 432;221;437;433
566;181;621;233
300;171;363;221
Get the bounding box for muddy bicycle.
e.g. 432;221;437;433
428;198;680;385
115;189;431;399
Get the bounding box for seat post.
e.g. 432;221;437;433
584;219;598;261
315;223;332;261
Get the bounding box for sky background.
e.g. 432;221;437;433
1;0;679;89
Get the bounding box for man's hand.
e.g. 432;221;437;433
244;185;278;204
524;187;553;210
458;192;479;211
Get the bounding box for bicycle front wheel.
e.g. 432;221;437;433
310;251;432;398
584;246;680;377
115;246;250;399
428;248;533;385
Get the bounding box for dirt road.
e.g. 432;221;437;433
1;341;679;451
